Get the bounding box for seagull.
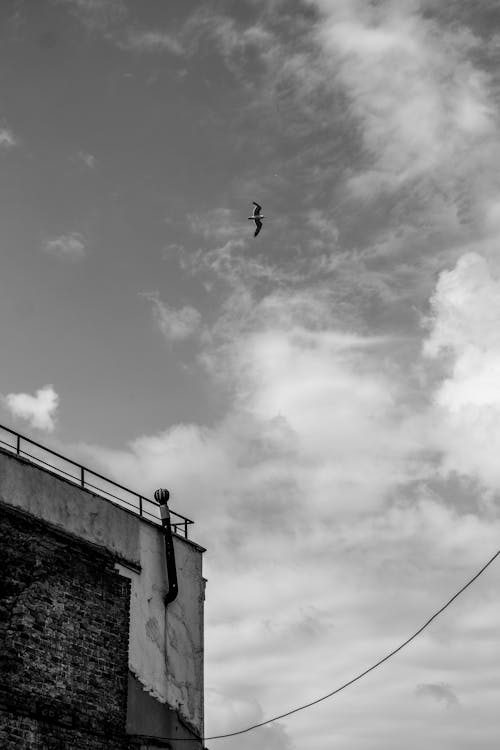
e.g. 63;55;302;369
248;201;264;237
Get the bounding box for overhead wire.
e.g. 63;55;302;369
171;543;500;744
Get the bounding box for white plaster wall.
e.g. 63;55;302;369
120;522;205;735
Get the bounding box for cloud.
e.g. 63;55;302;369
77;150;97;168
306;209;339;249
43;232;86;261
424;253;500;360
80;280;427;531
141;292;201;342
416;682;460;708
118;29;184;55
0;127;17;149
86;326;418;518
206;690;292;749
424;252;500;491
58;0;185;55
184;7;330;140
190;11;275;69
188;208;242;242
312;0;495;189
56;0;127;32
3;385;59;432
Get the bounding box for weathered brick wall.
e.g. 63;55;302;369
0;500;131;750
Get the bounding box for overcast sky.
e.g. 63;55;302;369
2;1;500;748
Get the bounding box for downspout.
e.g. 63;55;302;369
154;488;178;605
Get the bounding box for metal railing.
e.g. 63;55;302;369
0;422;194;539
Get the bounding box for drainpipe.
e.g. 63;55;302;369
154;488;179;605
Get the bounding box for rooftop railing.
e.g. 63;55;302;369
0;422;194;539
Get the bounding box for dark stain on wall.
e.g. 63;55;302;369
127;671;200;746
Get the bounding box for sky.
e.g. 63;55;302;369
1;0;500;747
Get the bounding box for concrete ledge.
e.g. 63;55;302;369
0;447;140;566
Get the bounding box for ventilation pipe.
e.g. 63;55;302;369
154;488;179;605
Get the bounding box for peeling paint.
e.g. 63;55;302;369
128;664;167;704
145;617;162;650
126;671;201;743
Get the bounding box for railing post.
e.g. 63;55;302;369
185;520;188;539
80;466;85;488
139;495;143;517
16;435;20;456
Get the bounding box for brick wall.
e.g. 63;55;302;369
0;501;132;750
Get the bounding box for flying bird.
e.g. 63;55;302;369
248;201;264;237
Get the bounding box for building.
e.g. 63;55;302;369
0;424;205;750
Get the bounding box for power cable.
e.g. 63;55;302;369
178;544;500;743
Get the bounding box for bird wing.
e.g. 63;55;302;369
254;218;263;237
253;202;262;216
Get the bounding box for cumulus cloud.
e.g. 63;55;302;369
3;385;59;432
424;252;500;490
424;253;500;360
43;232;86;261
141;292;201;342
222;329;421;518
82;322;420;518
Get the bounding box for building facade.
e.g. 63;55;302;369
0;435;205;750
